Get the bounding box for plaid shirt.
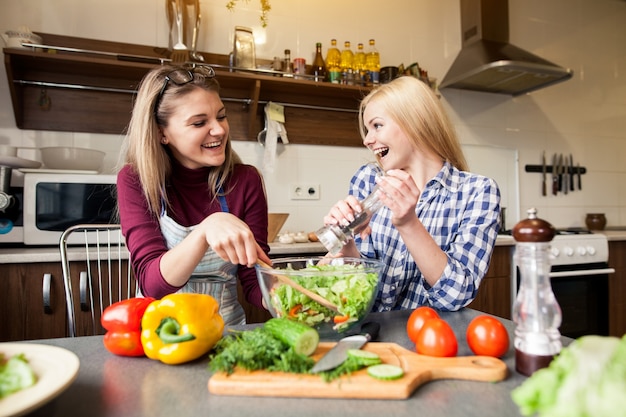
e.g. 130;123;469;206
350;162;501;312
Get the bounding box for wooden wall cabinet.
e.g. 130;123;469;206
4;33;369;147
467;245;513;320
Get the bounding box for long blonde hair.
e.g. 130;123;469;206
358;76;468;171
121;65;242;217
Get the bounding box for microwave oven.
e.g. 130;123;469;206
0;172;118;246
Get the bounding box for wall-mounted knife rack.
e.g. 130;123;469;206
524;165;587;174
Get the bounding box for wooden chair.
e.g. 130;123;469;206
59;224;135;337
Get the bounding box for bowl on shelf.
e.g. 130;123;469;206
41;147;105;171
268;213;289;242
256;256;382;338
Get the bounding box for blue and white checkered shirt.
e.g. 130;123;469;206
350;162;501;312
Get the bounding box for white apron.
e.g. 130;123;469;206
139;192;246;326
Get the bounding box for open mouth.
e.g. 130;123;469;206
202;140;222;149
373;147;389;159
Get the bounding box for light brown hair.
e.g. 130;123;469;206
358;76;468;171
121;65;242;217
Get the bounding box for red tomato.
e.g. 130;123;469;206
414;318;458;357
466;315;510;358
406;306;440;343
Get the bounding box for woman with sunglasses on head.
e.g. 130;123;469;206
322;76;501;313
117;65;272;325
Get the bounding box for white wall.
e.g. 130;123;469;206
1;0;625;233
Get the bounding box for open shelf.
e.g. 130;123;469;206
4;33;371;147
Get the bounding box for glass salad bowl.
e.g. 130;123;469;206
256;257;383;338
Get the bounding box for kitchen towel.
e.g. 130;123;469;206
262;102;288;173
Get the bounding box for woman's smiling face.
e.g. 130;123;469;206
160;88;229;169
362;98;414;171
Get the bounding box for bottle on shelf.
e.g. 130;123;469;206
283;49;293;77
340;41;355;85
366;39;380;86
326;39;341;84
353;42;367;86
312;42;327;82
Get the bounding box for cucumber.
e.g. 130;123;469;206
367;364;404;380
263;318;319;356
347;349;382;366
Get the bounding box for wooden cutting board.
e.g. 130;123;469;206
208;342;508;399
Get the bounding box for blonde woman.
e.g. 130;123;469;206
117;65;271;325
323;76;501;312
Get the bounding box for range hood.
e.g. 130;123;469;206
440;0;573;96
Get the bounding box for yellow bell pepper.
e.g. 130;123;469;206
140;293;224;365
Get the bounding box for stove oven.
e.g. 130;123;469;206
512;229;614;339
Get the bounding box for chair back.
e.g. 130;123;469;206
60;224;135;337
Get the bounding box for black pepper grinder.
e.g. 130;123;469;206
512;208;562;376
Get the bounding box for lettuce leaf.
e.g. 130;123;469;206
0;353;37;398
511;335;626;417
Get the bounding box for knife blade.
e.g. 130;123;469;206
557;153;564;192
310;321;380;373
577;162;582;190
541;151;547;196
552;153;558;196
569;154;575;192
563;155;570;194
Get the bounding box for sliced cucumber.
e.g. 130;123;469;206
367;364;404;381
347;349;382;366
263;317;319;356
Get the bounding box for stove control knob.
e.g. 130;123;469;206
550;247;560;258
577;246;587;256
587;246;596;256
563;246;574;257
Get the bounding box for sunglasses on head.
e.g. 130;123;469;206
153;65;216;117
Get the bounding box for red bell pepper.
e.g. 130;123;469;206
101;297;155;357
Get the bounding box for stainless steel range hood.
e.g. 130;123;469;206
440;0;573;96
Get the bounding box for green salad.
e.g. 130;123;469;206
269;263;379;332
0;353;37;399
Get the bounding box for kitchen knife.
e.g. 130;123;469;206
557;153;564;192
310;321;380;373
577;163;582;190
570;154;575;192
542;151;547;196
552;153;558;196
563;156;570;194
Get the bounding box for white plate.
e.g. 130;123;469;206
0;343;80;417
0;156;41;169
18;168;100;175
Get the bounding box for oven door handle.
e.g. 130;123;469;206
550;268;615;278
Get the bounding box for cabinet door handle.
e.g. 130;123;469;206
79;271;90;312
42;273;52;314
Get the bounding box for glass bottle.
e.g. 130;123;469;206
353;42;367;86
512;208;562;377
312;42;326;82
366;39;380;86
325;39;341;84
340;41;354;85
283;49;293;77
315;180;385;255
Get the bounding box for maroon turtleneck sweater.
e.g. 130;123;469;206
116;161;269;309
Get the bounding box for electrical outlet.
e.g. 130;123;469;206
290;184;320;200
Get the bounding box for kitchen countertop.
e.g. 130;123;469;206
0;236;517;264
597;229;626;241
8;230;626;264
14;308;556;417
